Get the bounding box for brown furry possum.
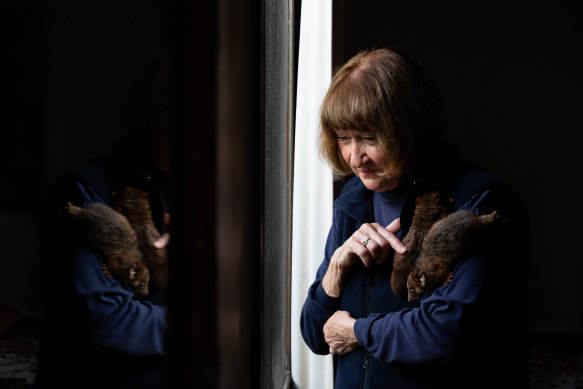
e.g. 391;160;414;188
65;202;150;295
112;185;168;291
406;209;499;302
391;191;453;299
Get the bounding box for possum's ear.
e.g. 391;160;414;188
415;196;422;206
418;271;426;287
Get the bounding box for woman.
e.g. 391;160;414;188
300;47;530;388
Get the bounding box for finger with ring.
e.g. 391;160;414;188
362;237;370;247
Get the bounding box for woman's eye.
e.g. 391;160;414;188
363;136;376;143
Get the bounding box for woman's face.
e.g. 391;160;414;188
335;129;402;192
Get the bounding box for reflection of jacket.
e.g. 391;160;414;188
35;148;168;388
300;157;530;388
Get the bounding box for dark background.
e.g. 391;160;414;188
0;0;171;317
0;0;581;343
338;0;583;333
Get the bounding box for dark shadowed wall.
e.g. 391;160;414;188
0;0;170;317
339;0;583;333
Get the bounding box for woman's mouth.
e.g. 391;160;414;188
358;168;376;176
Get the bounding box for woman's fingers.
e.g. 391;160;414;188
153;213;171;249
352;220;407;266
358;224;391;265
153;232;170;249
384;218;407;254
386;217;401;233
346;229;376;268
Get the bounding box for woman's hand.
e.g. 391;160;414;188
153;213;171;249
322;218;406;297
344;218;406;268
324;310;360;355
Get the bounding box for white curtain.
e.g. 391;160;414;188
290;0;334;388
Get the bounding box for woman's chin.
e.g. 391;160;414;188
359;176;400;192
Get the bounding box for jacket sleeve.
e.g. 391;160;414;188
354;185;528;365
299;210;343;355
353;254;484;364
71;245;167;356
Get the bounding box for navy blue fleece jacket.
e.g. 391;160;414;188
300;159;530;389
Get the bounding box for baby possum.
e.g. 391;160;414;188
65;202;150;295
391;191;453;299
406;209;499;302
112;185;168;291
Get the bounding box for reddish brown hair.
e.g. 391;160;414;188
319;47;444;179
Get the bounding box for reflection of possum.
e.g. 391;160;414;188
112;186;168;291
406;209;499;302
391;191;453;299
65;202;150;295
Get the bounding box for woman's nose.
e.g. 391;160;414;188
351;143;367;165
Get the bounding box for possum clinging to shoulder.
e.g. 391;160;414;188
65;202;150;295
406;209;499;302
391;191;453;299
112;185;168;291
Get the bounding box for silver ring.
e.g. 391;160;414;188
362;238;370;247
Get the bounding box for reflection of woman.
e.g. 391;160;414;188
300;48;530;388
35;55;172;389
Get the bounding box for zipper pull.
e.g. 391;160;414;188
363;353;370;369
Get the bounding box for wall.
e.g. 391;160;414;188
0;0;170;317
341;1;583;332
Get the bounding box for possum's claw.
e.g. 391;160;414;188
443;272;454;286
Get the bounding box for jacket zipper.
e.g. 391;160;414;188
362;272;375;388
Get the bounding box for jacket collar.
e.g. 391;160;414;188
332;176;375;225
